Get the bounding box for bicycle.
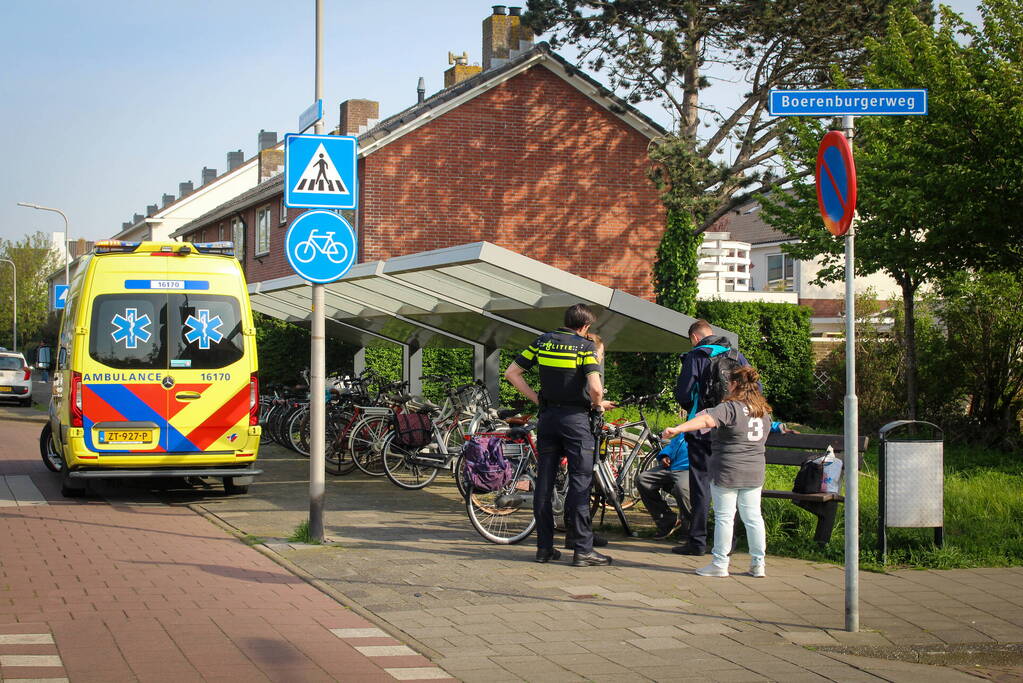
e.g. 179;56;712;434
598;393;668;510
295;228;349;264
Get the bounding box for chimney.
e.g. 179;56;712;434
227;149;244;171
417;77;426;103
122;222;132;231
338;99;380;136
201;167;217;185
179;181;193;198
162;193;175;207
258;130;277;150
146;204;158;216
444;51;481;88
258;147;284;183
483;5;533;69
133;213;144;225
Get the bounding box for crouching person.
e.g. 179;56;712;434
637;434;692;541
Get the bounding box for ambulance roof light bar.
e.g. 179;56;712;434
94;240;141;254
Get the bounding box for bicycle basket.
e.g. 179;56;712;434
392;412;433;449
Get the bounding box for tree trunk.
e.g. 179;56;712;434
902;282;918;421
681;17;701;140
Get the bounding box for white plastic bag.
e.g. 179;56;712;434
821;445;843;493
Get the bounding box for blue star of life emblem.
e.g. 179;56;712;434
184;309;224;350
111;308;152;349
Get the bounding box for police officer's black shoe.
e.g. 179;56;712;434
564;533;608;550
535;548;561;563
671;544;707;556
572;549;613;567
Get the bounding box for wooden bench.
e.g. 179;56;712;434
761;432;869;546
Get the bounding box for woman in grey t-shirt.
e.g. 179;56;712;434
662;366;771;578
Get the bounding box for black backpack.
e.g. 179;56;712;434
698;345;743;409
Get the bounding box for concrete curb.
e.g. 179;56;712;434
0;407;47;424
188;503;444;662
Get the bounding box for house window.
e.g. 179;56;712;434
231;217;244;261
767;253;795;291
255;206;270;256
279;199;288;225
218;223;225;241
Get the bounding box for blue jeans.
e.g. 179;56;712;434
709;483;766;569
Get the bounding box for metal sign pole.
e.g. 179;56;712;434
309;0;326;543
842;114;859;632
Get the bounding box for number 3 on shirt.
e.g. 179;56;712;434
747;417;764;441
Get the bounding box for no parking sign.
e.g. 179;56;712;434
816;130;857;237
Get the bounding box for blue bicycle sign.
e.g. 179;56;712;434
285;210;357;283
294;228;350;265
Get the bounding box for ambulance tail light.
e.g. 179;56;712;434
193;241;235;257
249;373;260;426
94;240;141;254
70;371;84;427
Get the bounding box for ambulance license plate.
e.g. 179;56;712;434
99;430;152;444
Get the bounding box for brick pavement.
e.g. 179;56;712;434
195;443;1023;682
0;418;453;682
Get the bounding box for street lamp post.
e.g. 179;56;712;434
0;258;16;351
17;202;71;285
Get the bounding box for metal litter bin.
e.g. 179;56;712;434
878;420;944;560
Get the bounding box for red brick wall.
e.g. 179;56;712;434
183;64;665;298
359;65;664;299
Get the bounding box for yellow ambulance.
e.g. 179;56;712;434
41;241;261;497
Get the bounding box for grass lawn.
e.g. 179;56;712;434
603;406;1023;570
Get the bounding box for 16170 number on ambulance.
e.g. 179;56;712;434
40;241;262;497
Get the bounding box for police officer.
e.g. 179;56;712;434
505;303;612;566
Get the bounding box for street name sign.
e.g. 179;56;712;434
769;89;927;116
298;99;323;134
54;284;69;310
284;134;358;210
284;210;357;284
816;131;857;237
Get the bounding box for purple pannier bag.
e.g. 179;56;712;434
461;436;514;493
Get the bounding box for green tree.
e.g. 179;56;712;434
760;1;1023;419
524;0;929;311
933;271;1023;445
0;232;59;350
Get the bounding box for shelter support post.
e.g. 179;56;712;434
353;347;366;375
474;344;501;404
404;341;423;397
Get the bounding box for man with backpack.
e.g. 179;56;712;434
672;319;752;556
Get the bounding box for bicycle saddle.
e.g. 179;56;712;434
496;408;519;419
505;421;537;439
418;400;440;412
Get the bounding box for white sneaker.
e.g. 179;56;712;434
695;563;729;577
750;562;766;578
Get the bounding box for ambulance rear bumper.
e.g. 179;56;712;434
68;468;263;479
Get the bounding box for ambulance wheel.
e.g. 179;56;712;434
223;477;250;495
39;423;64;473
59;467;87;498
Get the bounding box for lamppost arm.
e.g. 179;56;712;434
16;202;71;285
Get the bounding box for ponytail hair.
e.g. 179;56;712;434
724;366;772;418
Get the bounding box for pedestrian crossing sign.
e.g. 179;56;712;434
284;134;358;210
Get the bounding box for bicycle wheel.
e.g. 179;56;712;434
349;414;390;476
289;408;310;456
465;464;538;544
382;432;440;490
604;436;649;510
326;409;358;476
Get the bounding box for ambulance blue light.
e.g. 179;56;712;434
192;241;236;256
94;241;141;254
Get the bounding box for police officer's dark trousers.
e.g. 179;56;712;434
534;406;595;554
685;434;712;551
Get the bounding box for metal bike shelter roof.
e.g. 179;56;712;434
248;241;735;358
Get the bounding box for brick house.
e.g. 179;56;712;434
172;7;668;300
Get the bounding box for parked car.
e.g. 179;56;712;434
0;349;33;407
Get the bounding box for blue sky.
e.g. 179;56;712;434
0;1;982;245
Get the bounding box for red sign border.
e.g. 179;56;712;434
815;130;857;237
